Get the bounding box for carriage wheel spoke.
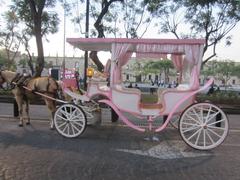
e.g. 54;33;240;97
71;114;83;121
72;120;84;127
206;105;212;122
185;113;201;125
207;125;226;131
207;128;222;138
57;121;67;129
205;129;215;145
207;118;225;127
200;106;204;123
69;123;75;135
192;108;202;123
206;111;220;123
182;126;200;133
187;127;202;141
194;128;202;145
66;124;70;135
71;122;81;132
203;129;206;147
69;108;78;119
181;122;200;126
60;109;69;118
62;123;68;134
70;115;85;122
56;114;68;121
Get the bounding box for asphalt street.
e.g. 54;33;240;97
0;103;240;180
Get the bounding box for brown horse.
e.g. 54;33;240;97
0;70;60;129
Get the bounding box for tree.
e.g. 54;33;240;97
201;60;217;82
141;59;173;83
89;0;124;72
215;60;235;87
73;0;152;71
157;59;174;83
0;10;23;69
22;34;35;75
145;0;240;65
11;0;60;77
0;49;8;69
232;64;240;78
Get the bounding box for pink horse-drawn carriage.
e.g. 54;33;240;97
54;38;229;150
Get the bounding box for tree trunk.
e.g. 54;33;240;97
89;51;104;72
34;32;44;77
91;0;124;71
26;48;34;75
28;0;45;77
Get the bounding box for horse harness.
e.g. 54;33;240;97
5;72;56;95
11;73;31;87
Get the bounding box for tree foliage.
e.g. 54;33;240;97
202;59;239;86
0;10;23;69
11;0;60;77
0;49;8;69
144;0;240;65
72;0;153;71
140;59;173;83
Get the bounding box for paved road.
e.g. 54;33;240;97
0;103;240;180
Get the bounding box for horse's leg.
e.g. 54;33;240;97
44;98;57;130
15;96;24;127
25;99;30;125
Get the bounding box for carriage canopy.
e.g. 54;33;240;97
67;38;205;85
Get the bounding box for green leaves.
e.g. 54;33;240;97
144;0;240;64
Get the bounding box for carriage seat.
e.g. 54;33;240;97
156;65;199;114
112;84;141;113
139;103;162;109
91;71;108;82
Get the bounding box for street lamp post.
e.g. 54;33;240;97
62;0;66;79
84;0;89;90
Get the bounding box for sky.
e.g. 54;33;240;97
1;1;240;65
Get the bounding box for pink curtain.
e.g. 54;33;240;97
172;54;184;83
189;65;199;90
108;42;204;86
103;59;111;76
136;44;204;82
110;43;133;85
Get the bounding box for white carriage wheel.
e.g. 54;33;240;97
179;103;229;150
54;104;87;138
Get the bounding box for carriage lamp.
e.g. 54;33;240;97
87;67;94;78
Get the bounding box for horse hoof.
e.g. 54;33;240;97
50;127;55;130
26;122;31;125
18;124;23;127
